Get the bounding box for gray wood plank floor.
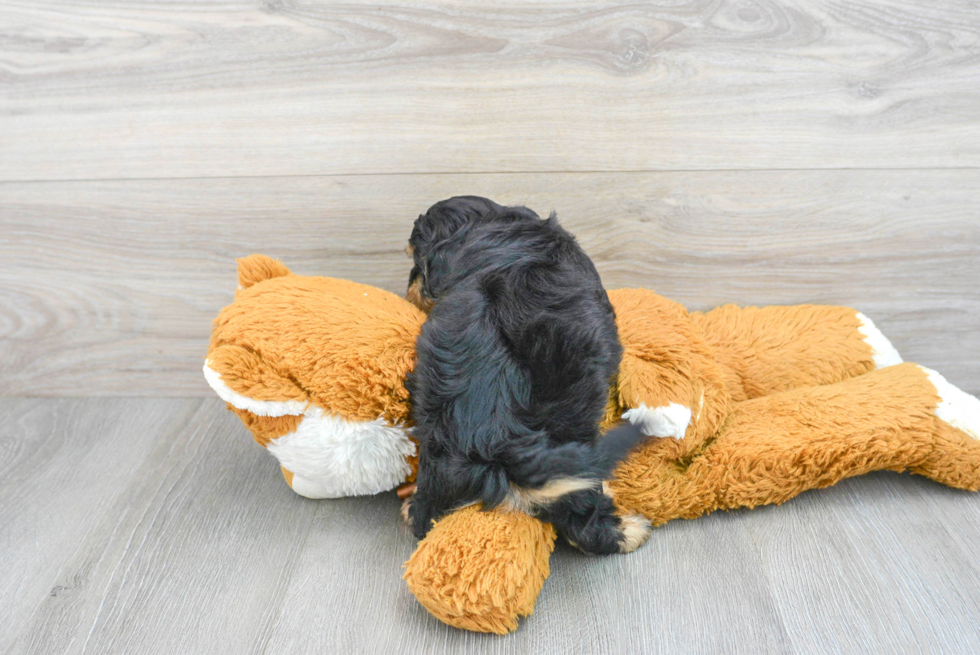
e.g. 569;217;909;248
2;0;979;652
2;397;979;655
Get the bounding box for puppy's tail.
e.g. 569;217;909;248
593;422;651;472
507;423;649;489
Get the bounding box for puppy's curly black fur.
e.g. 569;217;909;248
404;196;652;555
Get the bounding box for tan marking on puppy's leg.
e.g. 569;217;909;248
405;243;415;257
523;477;597;503
618;513;652;553
600;480;651;553
400;496;413;525
498;488;532;514
405;277;423;305
501;477;597;513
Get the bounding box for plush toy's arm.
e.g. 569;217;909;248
609;289;731;455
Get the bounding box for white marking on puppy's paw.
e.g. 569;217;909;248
618;513;652;554
622;402;692;439
921;367;980;440
856;313;903;368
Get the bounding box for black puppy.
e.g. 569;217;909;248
403;196;652;555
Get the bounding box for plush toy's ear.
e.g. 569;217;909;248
237;254;291;289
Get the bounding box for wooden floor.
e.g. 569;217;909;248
4;398;980;654
2;1;979;653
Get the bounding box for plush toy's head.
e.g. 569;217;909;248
204;255;426;498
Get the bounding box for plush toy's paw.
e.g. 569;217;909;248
856;312;904;368
921;366;980;440
617;513;653;553
622;402;692;439
403;505;557;634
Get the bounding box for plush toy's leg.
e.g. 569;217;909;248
276;469;337;499
609;363;980;526
692;304;903;401
227;407;353;498
403;505;557;635
909;368;980;488
227;407;306;494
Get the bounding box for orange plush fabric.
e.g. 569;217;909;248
608;363;975;525
205;256;980;634
403;505;557;635
209;255;424;425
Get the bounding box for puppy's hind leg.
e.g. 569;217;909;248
547;486;652;555
616;513;654;554
400;495;413;525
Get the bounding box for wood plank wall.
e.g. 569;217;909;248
1;1;978;396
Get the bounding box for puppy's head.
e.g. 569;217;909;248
407;196;504;309
406;196;539;309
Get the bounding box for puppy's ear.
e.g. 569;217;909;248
419;245;453;300
409;214;428;250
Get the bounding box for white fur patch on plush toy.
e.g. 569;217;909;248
856;313;903;369
204;361;415;497
921;366;980;440
622;402;692;439
267;407;416;498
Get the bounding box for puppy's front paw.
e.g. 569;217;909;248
617;513;652;554
400;497;413;526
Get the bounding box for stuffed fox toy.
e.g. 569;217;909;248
205;255;980;634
